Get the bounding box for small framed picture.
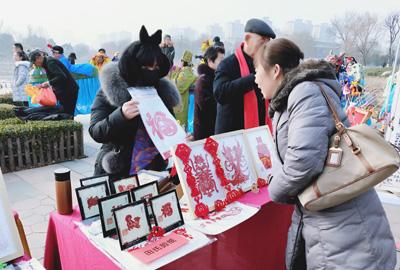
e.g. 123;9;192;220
76;182;110;220
98;191;132;237
109;175;139;194
80;174;110;187
131;181;159;215
150;190;184;233
113;200;152;250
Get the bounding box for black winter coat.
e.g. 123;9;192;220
213;49;265;134
42;57;79;115
89;62;181;177
194;64;217;140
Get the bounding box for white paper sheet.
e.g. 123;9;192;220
77;223;214;270
128;87;186;160
180;198;260;236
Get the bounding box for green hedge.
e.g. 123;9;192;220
0;103;15;120
0;118;82;141
0;94;14;105
365;67;392;77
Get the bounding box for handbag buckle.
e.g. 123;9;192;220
352;147;361;155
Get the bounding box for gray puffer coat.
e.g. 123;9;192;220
268;60;396;270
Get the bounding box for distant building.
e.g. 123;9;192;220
207;23;224;40
313;23;335;43
285;19;313;35
224;20;244;43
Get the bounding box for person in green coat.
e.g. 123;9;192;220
173;50;197;129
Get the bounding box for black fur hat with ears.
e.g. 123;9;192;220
118;25;171;86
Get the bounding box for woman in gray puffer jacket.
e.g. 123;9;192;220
254;38;396;270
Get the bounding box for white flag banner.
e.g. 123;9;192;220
128;87;186;159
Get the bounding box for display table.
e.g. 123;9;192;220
44;202;293;270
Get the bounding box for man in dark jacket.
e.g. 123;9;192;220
29;50;78;116
213;18;275;134
160;34;175;65
194;46;225;140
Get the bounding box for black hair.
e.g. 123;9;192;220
98;48;106;53
118;26;171;86
213;36;220;43
164;34;171;40
14;43;23;51
29;49;43;63
16;51;28;61
204;46;225;63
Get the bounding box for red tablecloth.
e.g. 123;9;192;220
44;202;293;270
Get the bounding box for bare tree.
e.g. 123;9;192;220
384;12;400;66
353;13;382;66
330;12;358;54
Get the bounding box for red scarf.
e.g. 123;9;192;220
235;43;272;132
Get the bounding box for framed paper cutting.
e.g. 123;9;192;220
130;181;159;216
113;200;152;250
211;130;258;192
98;191;132;237
173;140;227;219
80;174;110;187
75;182;110;220
150;190;184;232
243;125;277;181
109;175;139;194
0;169;23;263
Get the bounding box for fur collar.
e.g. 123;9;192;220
269;59;337;117
99;62;181;108
197;63;214;77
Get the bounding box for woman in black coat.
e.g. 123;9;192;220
89;26;181;177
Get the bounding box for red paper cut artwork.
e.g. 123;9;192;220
87;196;99;209
118;184;136;193
161;202;173;218
189;154;219;198
221;141;249;186
256;137;272;169
173;227;194;239
126;215;141;230
146;111;177;140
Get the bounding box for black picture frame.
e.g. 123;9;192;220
109;175;139;194
75;182;110;220
113;200;152;250
80;174;110;187
149;189;184;233
98;191;132;238
131;181;160;216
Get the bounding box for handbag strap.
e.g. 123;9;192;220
315;82;375;173
315;82;346;134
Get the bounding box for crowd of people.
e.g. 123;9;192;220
8;18;397;269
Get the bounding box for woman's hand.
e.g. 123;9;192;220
122;100;140;120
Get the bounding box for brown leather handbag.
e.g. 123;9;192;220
298;83;400;211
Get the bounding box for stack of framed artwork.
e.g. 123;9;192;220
75;174;185;251
173;125;275;219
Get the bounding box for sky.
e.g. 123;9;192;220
1;0;399;46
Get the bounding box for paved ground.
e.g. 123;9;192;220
3;114;400;268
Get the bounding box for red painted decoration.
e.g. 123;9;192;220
256;137;272;169
87;196;99;210
214;200;226;212
225;189;242;204
161;202;173;218
194;202;209;218
126;215;141;230
146;112;177;140
189;154;219;197
257;178;268;188
147;226;166;241
222;141;250;186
